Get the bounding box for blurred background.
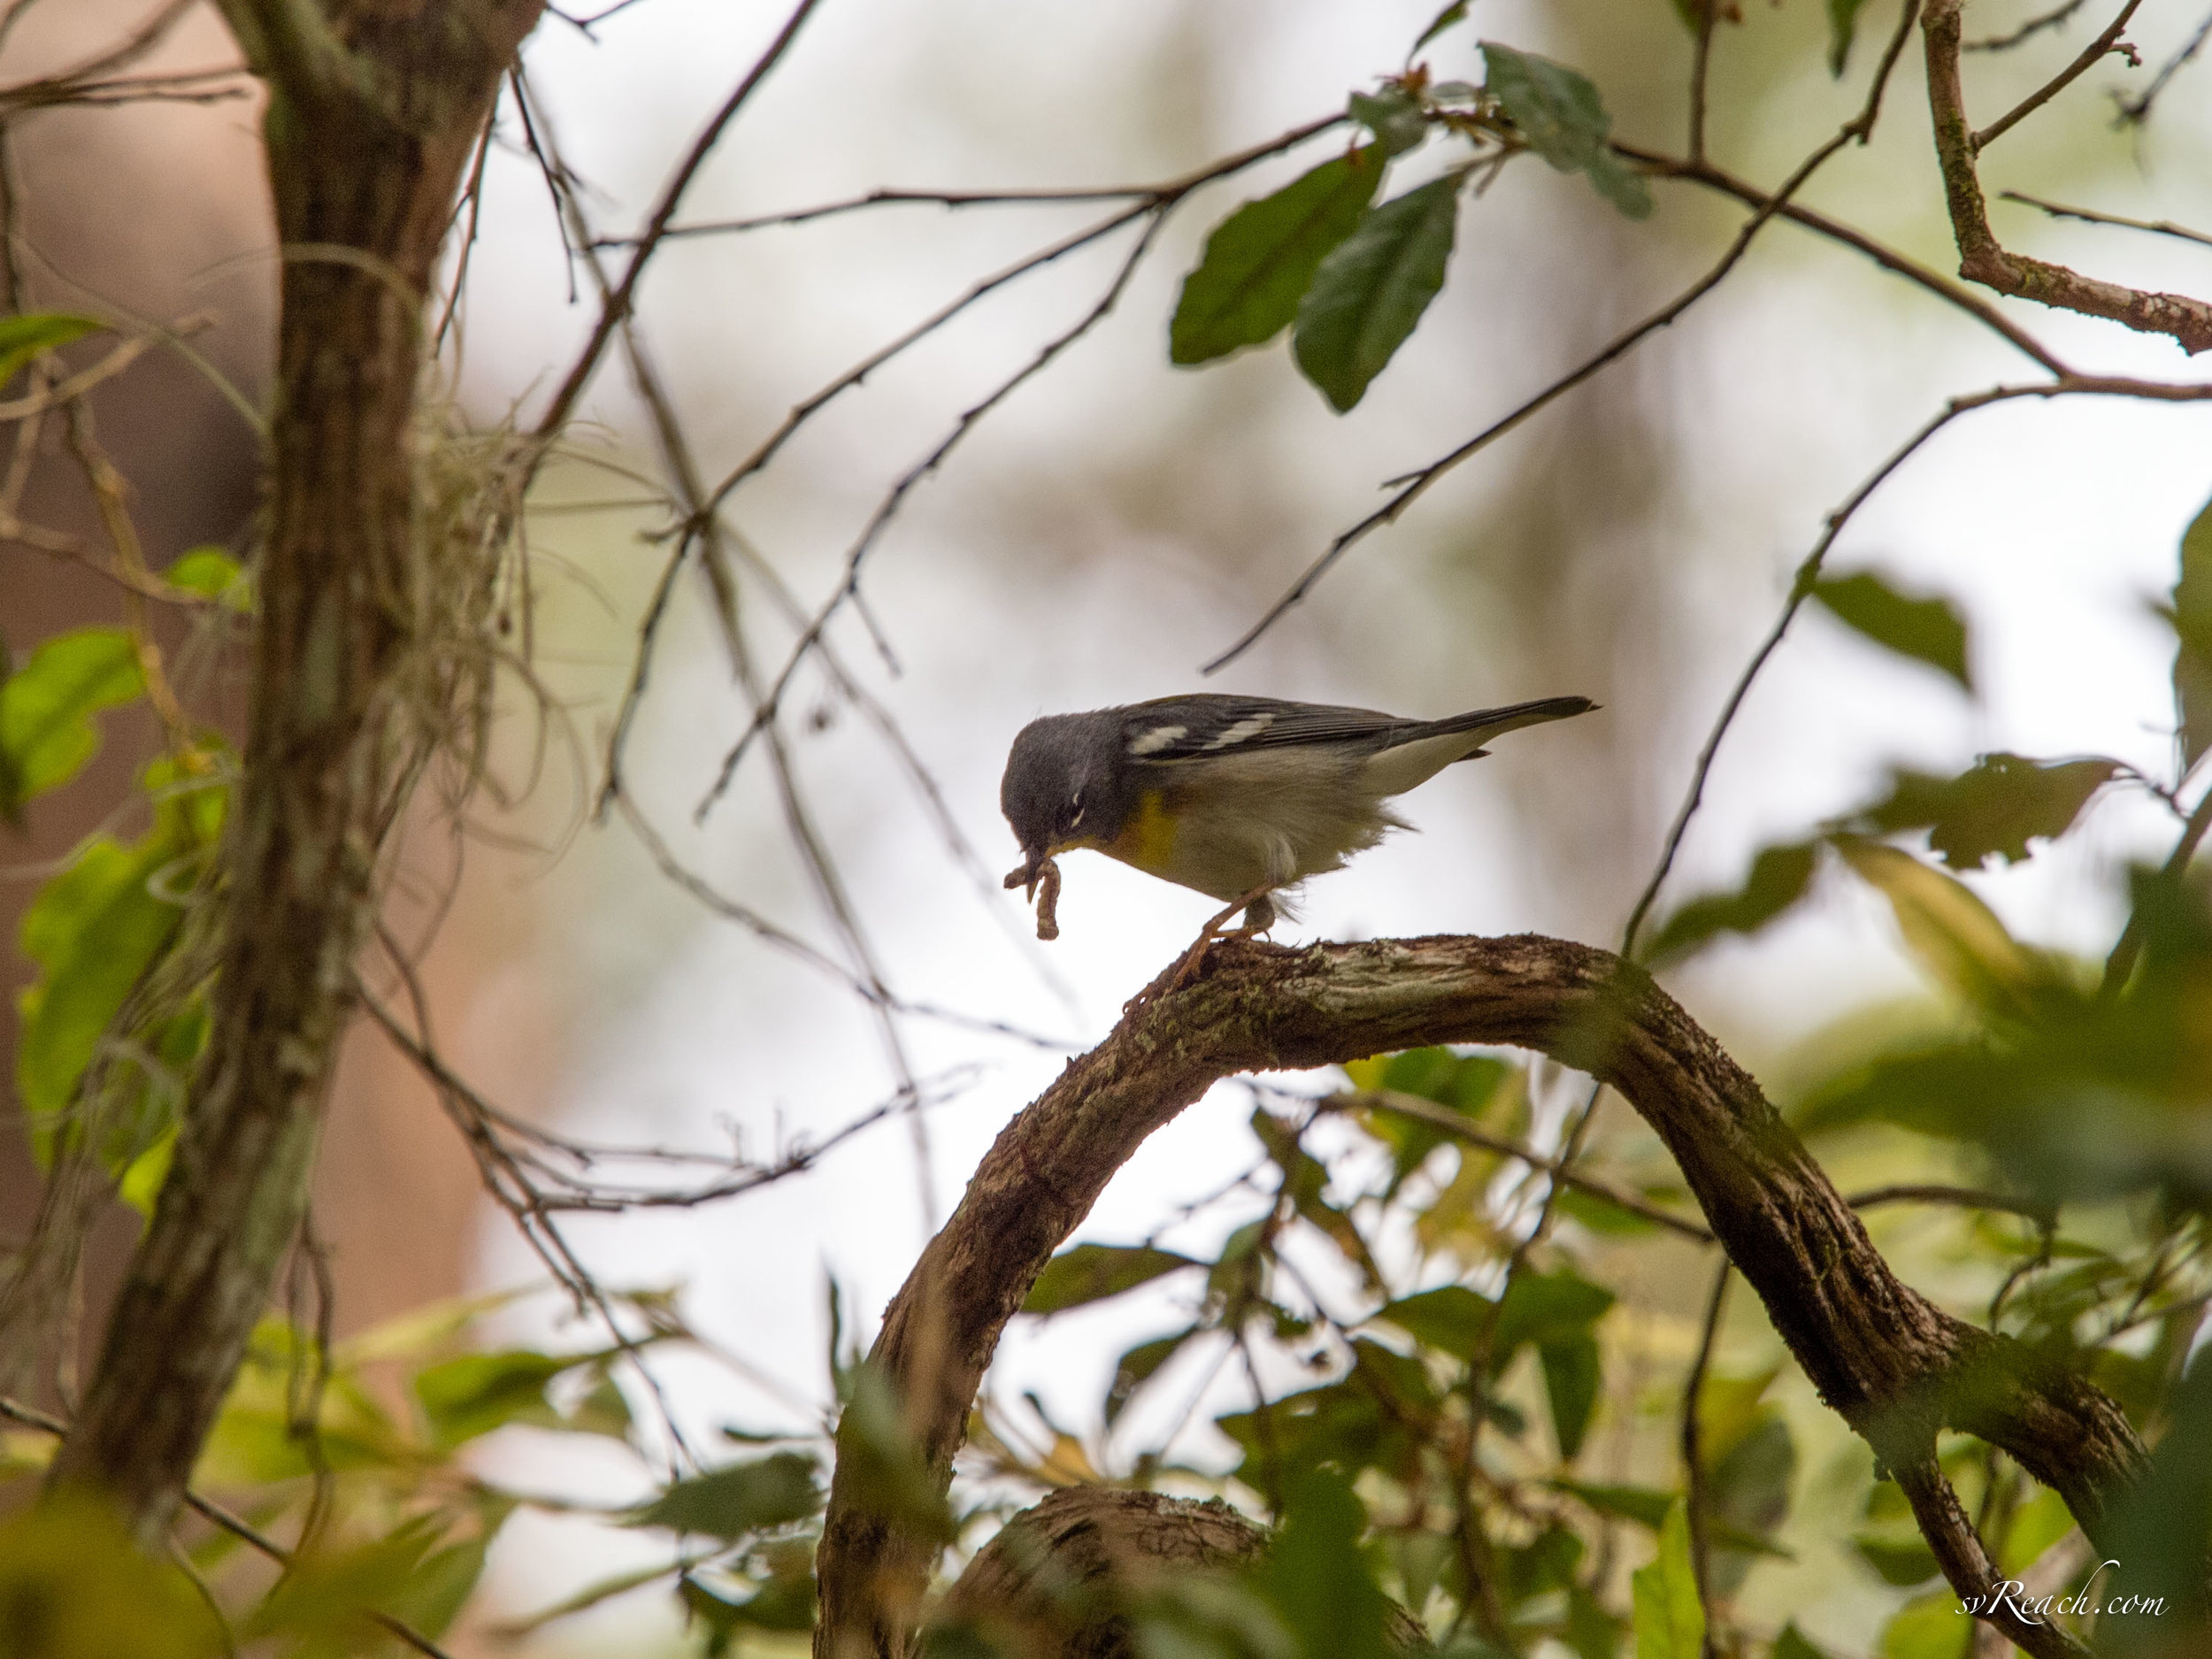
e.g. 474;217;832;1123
6;0;2212;1651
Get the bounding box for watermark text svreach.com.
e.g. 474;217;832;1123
1956;1560;2166;1624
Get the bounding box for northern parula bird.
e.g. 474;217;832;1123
1000;693;1595;937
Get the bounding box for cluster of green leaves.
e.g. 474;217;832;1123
0;1284;842;1656
4;542;249;1199
1009;1044;1824;1659
1170;27;1648;412
1638;555;2127;967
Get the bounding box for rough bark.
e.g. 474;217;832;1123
934;1486;1425;1659
813;933;2149;1659
46;0;542;1541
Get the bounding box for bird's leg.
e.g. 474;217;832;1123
1168;884;1279;988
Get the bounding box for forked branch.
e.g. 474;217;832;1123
1923;0;2212;355
813;933;2147;1659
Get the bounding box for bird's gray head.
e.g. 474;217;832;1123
1001;711;1118;881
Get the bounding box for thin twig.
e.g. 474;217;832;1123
1335;1088;1714;1240
1967;0;2089;51
1688;0;1720;164
2115;3;2210;121
693;113;1340;524
1973;0;2141;150
1681;1260;1731;1655
2001;188;2212;251
1847;1183;2059;1224
595;183;1164;245
692;210;1170;818
532;0;828;444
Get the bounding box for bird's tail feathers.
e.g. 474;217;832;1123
1420;695;1596;746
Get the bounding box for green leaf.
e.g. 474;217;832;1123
1481;42;1653;219
0;1489;221;1658
1775;1623;1835;1659
1852;1532;1941;1586
1372;1283;1494;1360
1411;2;1470;55
1556;1479;1674;1529
1345;1045;1514;1114
1022;1241;1202;1314
1875;1590;1971;1659
1106;1326;1195;1426
2171;491;2212;766
1293;174;1460;411
1706;1416;1797;1592
118;1124;178;1217
1809;571;1972;692
1540;1333;1601;1460
1632;1501;1707;1659
1170;147;1386;365
1640;840;1821;964
1827;0;1873;76
1566;1586;1624;1659
1348;1048;1523;1197
381;1534;493;1640
166;546;252;611
16;833;190;1144
1832;838;2046;1014
0;627;144;817
1857;753;2118;870
0;311;100;390
681;1568;818;1638
1252;1107;1386;1288
1349;87;1428;158
503;1559;687;1634
245;1519;443;1655
412;1348;572;1448
829;1366;956;1542
1997;1486;2074;1574
1553;1182;1662;1235
2096;1351;2212;1637
631;1450;823;1540
1255;1466;1396;1659
1490;1267;1615;1372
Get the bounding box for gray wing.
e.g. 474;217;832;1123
1113;694;1594;764
1113;695;1413;761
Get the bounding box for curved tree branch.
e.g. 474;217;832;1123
1923;0;2212;356
813;933;2148;1659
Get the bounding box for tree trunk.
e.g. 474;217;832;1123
47;0;541;1543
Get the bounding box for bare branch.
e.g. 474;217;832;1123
2001;188;2212;252
1967;0;2090;52
1973;0;2140;150
597;183;1163;246
533;0;826;442
1924;0;2212;355
1894;1458;2093;1658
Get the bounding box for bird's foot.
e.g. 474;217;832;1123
1164;886;1279;991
